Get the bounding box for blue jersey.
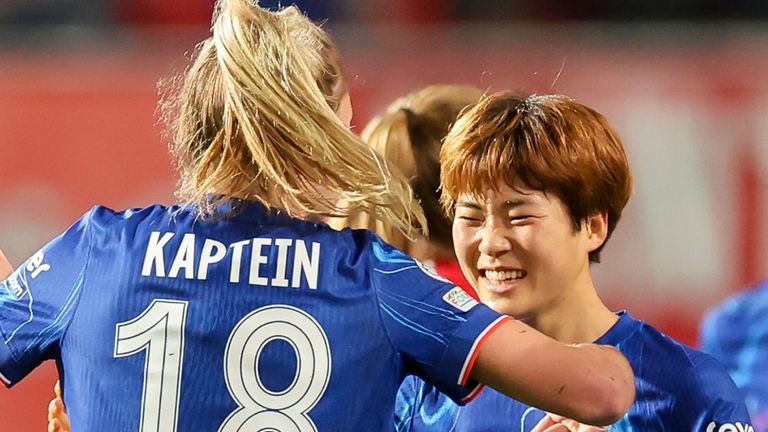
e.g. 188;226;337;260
397;311;752;432
701;281;768;432
0;202;510;431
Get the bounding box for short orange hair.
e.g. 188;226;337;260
440;93;633;263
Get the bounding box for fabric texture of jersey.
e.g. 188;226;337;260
0;202;509;431
701;280;768;432
396;311;752;432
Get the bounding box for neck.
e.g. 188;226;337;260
522;276;618;344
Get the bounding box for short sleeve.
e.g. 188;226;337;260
0;210;93;387
370;240;510;404
693;356;753;430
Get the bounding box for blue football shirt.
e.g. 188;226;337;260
701;281;768;432
396;311;752;431
0;201;510;431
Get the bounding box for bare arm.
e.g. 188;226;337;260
471;319;635;426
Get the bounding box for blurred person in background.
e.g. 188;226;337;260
395;92;752;432
329;84;484;297
700;279;768;432
1;0;636;430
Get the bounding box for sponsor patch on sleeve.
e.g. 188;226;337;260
706;422;754;432
442;286;478;312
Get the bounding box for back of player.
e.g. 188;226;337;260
1;202;504;431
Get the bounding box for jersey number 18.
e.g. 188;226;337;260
113;299;332;432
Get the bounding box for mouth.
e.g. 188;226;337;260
479;269;526;294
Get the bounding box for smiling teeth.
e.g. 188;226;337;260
485;270;524;282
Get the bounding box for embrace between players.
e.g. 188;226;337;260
0;0;753;431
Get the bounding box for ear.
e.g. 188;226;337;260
584;212;609;253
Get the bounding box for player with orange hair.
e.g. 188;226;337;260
396;92;751;431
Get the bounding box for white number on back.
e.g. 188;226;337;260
220;305;331;432
114;299;188;432
114;302;331;432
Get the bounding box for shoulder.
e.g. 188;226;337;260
625;321;743;405
685;349;744;400
325;226;441;275
316;224;384;265
71;204;181;248
83;204;176;227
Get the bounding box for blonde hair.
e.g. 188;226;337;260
164;0;425;238
331;85;483;253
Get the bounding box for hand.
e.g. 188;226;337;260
0;249;12;280
47;380;71;432
531;413;610;432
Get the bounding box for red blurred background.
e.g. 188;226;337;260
1;1;767;430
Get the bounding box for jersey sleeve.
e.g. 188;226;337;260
370;239;511;404
693;356;753;430
0;210;94;387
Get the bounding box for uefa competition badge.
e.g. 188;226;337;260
413;259;478;312
442;286;478;312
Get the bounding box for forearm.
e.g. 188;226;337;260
471;320;635;426
556;343;635;425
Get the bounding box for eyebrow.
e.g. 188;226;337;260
501;198;532;210
455;200;482;210
455;197;533;211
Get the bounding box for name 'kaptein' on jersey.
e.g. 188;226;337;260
0;202;509;431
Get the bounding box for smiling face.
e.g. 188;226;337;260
453;180;605;318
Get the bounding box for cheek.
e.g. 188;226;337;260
452;225;477;273
524;229;585;280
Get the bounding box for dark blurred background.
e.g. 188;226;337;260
2;0;768;27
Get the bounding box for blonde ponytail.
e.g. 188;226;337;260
166;0;426;238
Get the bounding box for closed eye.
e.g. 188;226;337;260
458;215;483;224
458;215;481;221
510;215;533;224
456;214;483;226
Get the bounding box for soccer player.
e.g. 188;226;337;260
46;83;487;432
329;84;484;296
45;83;489;432
395;93;752;431
0;1;635;431
701;280;768;432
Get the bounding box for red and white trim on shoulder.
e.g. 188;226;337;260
457;315;514;386
460;382;486;404
0;371;11;388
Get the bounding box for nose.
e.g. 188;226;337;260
477;218;512;258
